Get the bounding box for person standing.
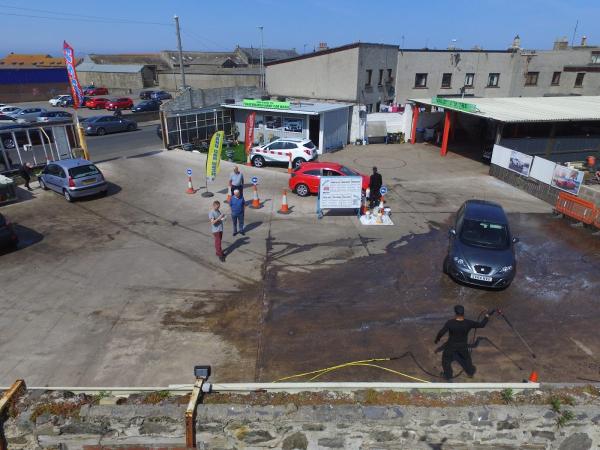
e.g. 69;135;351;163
369;166;382;208
229;165;244;196
19;162;33;191
434;305;492;381
229;189;246;236
208;200;226;262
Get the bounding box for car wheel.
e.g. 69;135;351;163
296;183;309;197
127;124;136;132
292;157;305;169
3;138;15;149
39;177;48;190
63;189;73;202
252;155;265;168
96;127;106;136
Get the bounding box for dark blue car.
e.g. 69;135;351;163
150;91;172;101
132;100;161;112
83;116;137;136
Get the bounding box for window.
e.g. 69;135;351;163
487;73;500;87
283;142;298;150
591;52;600;64
551;71;561;85
323;169;341;176
304;169;321;176
464;73;474;87
414;73;428;88
387;69;393;81
365;69;372;86
366;104;373;113
575;72;585;87
378;69;384;86
525;71;539;86
441;73;452;88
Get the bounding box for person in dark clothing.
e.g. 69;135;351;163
435;305;491;380
113;108;122;118
369;166;383;208
19;162;33;191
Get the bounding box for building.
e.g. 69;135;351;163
235;46;299;65
0;53;65;68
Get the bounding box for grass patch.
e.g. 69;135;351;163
556;409;575;428
220;143;247;164
550;396;562;413
142;390;171;404
500;388;514;404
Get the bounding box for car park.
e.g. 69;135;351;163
139;90;157;100
83;115;137;136
84;87;109;96
13;107;46;122
49;95;72;106
105;98;134;110
132;100;161;112
289;161;369;197
444;199;518;289
36;111;73;123
85;97;110;109
250;138;318;169
150;91;172;101
0;212;18;249
39;158;108;202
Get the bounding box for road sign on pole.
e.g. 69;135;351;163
251;176;259;185
186;168;193;176
380;186;388;195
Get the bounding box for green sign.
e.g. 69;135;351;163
242;98;291;110
431;97;478;113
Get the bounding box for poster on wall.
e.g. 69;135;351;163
507;150;533;176
529;156;556;184
550;165;585;195
491;144;512;168
284;117;303;133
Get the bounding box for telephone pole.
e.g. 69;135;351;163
258;26;264;90
174;15;187;89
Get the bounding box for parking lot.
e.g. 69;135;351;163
1;143;599;387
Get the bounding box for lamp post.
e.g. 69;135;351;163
258;26;264;90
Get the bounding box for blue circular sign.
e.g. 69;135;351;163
251;176;258;185
380;186;388;195
186;168;193;176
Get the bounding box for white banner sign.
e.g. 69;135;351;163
529;156;556;184
319;176;362;209
492;145;533;176
550;165;585;196
491;144;512;168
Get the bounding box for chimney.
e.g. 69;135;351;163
581;36;587;46
512;34;521;49
553;37;569;50
318;42;328;51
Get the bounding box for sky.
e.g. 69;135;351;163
1;0;600;56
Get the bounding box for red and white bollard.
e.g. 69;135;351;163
250;184;261;208
186;175;195;194
287;152;293;174
278;189;291;214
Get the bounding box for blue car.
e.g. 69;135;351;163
39;159;108;202
150;91;172;101
83;115;137;136
132;100;161;112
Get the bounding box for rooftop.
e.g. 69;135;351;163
76;61;145;73
410;96;600;123
221;99;352;115
0;53;65;67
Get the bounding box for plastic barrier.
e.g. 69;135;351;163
554;192;596;225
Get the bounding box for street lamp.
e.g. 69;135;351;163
258;26;264;90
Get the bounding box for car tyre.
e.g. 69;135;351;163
127;124;136;132
3;138;15;149
292;157;305;169
63;189;73;202
252;155;265;168
39;177;48;190
296;183;309;197
96;127;106;136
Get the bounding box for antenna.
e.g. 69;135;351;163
570;19;579;47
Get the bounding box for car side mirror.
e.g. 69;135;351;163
512;237;520;244
449;228;456;237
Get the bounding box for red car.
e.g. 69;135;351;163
85;97;109;109
105;98;133;110
84;87;109;96
289;162;369;197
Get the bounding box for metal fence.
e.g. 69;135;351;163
164;108;233;148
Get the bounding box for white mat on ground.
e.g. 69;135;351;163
360;214;394;226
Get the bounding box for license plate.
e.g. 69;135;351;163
82;179;96;185
470;274;492;282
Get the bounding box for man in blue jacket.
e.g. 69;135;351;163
229;189;246;236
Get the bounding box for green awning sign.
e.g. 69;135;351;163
242;99;290;110
431;97;478;113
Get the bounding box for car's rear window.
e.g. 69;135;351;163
69;164;100;179
304;141;315;149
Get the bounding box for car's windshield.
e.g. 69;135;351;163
339;166;359;176
459;219;509;249
304;141;315;149
69;164;100;179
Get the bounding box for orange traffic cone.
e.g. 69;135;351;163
225;187;231;204
287;152;293;174
186;175;195;194
528;370;539;383
378;195;385;213
250;184;261;209
278;190;291;214
246;150;252;167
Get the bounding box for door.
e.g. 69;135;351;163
304;168;322;192
309;116;320;148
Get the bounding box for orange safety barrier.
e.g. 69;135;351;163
555;192;596;225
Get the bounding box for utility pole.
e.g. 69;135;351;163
174;15;187;89
258;26;264;90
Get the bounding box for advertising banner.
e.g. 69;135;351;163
244;112;256;155
319;176;362;209
491;144;512;168
550;165;585;195
507;149;533;176
62;41;84;109
529;156;556;184
206;131;224;179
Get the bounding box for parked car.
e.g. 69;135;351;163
13;107;46;122
84;87;109;96
444;200;518;289
132;100;161;112
106;97;134;110
139;90;157;100
0;213;18;249
250;138;318;169
0;106;22;116
150;90;172;101
83;116;137;136
49;95;72;106
36;111;73;123
0;114;17;124
39;158;108;202
85;97;110;109
289;162;369;197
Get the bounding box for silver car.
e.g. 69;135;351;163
13;107;47;122
39;159;108;202
36;111;73;123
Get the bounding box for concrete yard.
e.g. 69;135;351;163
1;143;599;387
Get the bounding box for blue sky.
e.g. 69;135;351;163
1;0;599;56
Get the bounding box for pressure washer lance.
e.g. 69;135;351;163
496;308;537;359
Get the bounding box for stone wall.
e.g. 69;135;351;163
489;163;561;206
2;387;599;449
163;86;264;113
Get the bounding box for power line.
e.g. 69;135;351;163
181;28;226;51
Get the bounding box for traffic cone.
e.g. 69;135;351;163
287;152;293;174
250;184;261;209
186;175;195;194
225;187;231;204
278;190;291;214
528;370;539;383
378;195;385;212
246;150;252;167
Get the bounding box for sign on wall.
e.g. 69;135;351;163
550;165;585;196
431;97;479;113
507;150;533;176
318;176;362;210
529;156;556;184
242;99;290;110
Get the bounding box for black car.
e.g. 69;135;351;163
444;200;519;289
139;90;157;100
0;213;18;249
132;100;161;112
